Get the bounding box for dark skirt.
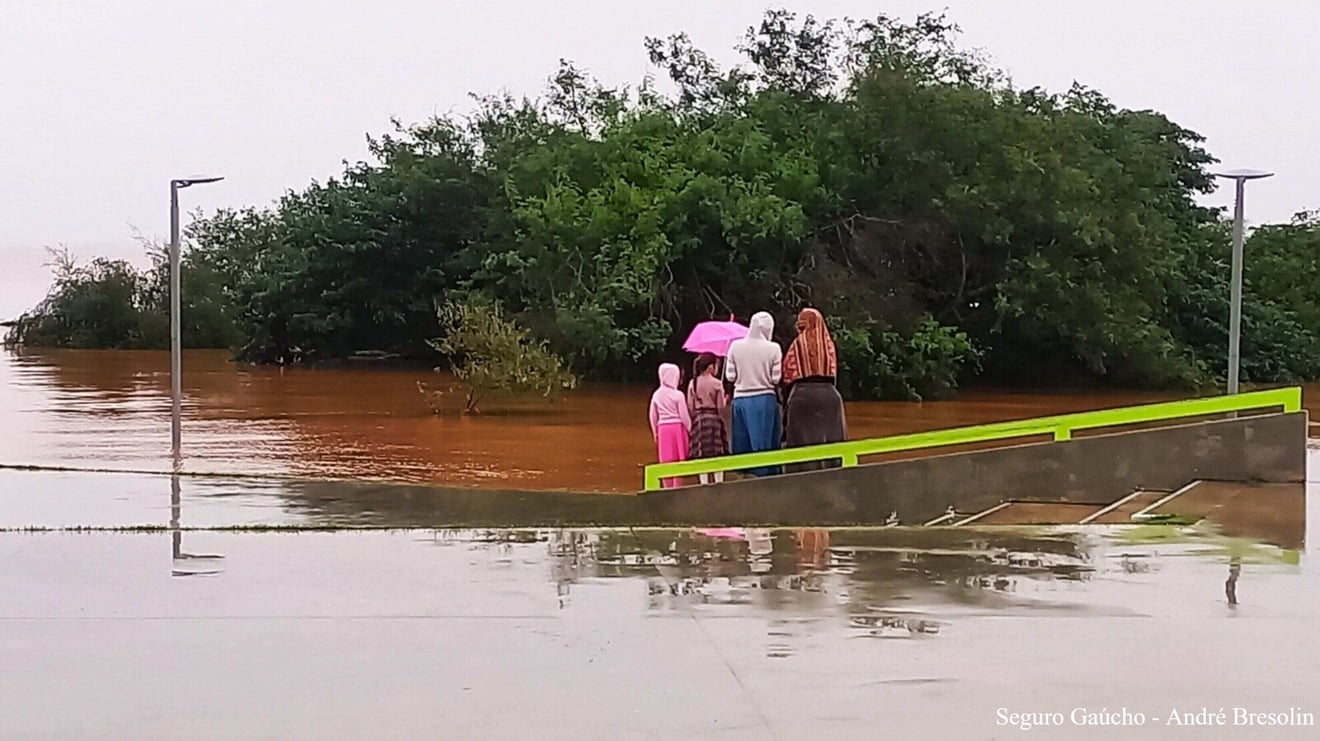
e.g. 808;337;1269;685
689;408;729;460
784;380;847;473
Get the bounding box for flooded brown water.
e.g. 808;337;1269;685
0;348;1307;492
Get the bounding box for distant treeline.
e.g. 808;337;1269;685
10;10;1320;399
7;246;237;352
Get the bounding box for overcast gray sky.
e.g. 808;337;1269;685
2;0;1316;319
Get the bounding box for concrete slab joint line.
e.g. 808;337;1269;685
647;556;781;740
1131;481;1204;521
1078;491;1144;525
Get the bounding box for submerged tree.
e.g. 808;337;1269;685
426;299;577;414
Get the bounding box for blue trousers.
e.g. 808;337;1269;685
731;393;781;477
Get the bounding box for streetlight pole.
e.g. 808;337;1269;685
1211;168;1273;395
169;176;224;458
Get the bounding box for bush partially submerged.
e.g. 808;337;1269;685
425;299;577;414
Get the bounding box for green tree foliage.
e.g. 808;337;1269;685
186;120;489;364
6;246;237;350
16;10;1320;396
1167;212;1320;384
425;299;577;414
831;316;979;401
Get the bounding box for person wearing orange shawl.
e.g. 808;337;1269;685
781;308;847;472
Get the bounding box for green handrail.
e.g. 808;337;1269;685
642;386;1302;491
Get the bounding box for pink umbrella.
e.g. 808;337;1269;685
683;319;749;357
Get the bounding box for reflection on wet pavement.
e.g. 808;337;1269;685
1227;557;1242;606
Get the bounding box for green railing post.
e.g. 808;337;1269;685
1281;386;1303;413
1053;425;1072;442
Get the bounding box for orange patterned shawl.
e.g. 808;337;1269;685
782;308;837;384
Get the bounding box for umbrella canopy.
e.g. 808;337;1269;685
682;320;749;357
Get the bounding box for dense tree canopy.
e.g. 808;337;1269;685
9;10;1320;398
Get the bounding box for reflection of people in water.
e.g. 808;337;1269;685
745;528;774;573
745;528;773;556
1226;557;1241;606
796;529;830;569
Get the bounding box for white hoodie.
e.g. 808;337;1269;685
724;312;782;398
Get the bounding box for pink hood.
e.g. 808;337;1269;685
657;363;681;389
649;363;691;435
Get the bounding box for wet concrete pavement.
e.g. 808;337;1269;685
0;469;301;530
4;451;1320;739
4;524;1320;740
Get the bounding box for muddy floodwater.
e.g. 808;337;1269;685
1;348;1224;492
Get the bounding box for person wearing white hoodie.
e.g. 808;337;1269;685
723;311;782;476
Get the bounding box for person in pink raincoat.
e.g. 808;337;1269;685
649;363;692;488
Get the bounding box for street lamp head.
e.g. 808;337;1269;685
172;176;225;188
1211;168;1274;181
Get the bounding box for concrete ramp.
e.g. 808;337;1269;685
937;480;1304;547
641;411;1307;527
1135;480;1305;548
